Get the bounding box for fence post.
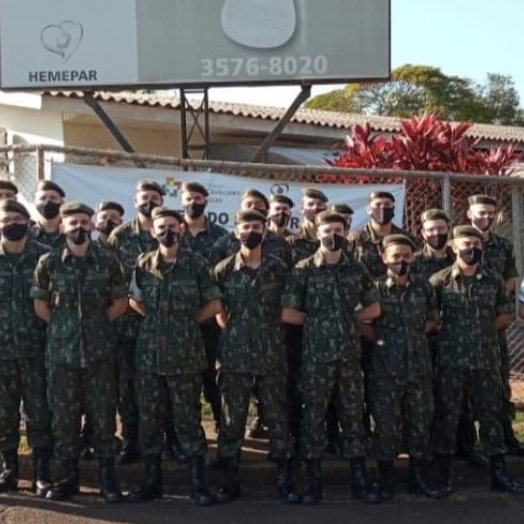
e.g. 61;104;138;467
36;147;45;181
442;175;452;216
512;185;524;277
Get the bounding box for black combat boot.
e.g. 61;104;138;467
216;458;241;504
32;448;52;497
435;454;453;495
490;455;524;493
46;459;80;500
0;449;19;492
116;424;140;465
377;460;394;501
350;457;381;504
276;460;301;504
79;421;94;461
188;456;215;506
127;455;163;502
408;457;448;499
99;458;124;503
302;459;322;505
164;424;187;464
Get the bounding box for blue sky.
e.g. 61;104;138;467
209;0;524;108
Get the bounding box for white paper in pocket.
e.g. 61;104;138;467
220;0;297;49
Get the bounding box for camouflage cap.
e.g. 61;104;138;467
59;202;94;218
37;180;65;198
382;234;416;251
182;181;209;197
0;180;18;195
468;194;497;207
420;208;450;223
330;203;354;215
270;194;294;208
136;179;165;196
368;190;395;204
452;225;484;241
302;188;328;203
0;198;29;219
151;207;183;223
95;201;125;216
234;209;267;225
241;189;269;209
315;210;347;228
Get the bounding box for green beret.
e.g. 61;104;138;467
182;181;209;197
382;234;416;251
270;194;294;208
302;188;328;203
0;180;18;195
330;203;354;215
151;207;183;223
136;179;165;196
0;199;29;219
420;208;450;223
368;191;395;204
37;180;65;198
60;201;94;218
315;211;346;227
241;189;269;209
453;225;484;241
468;194;497;207
95;201;125;216
234;209;267;225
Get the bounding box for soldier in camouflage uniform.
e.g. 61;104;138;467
0;180;18;201
180;182;228;434
32;202;128;503
127;207;222;506
213;209;299;505
31;180;66;248
467;194;524;456
0;200;52;497
369;234;445;500
430;225;524;494
281;211;381;505
95;201;125;247
330;203;354;235
267;194;294;238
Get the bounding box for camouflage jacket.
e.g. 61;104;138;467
180;219;228;260
347;223;421;278
371;274;439;379
430;264;513;371
30;224;65;249
210;230;292;267
0;240;50;359
287;226;319;266
32;241;128;368
131;248;221;376
214;252;288;374
412;245;456;281
281;250;379;365
482;232;518;282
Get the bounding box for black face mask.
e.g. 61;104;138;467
387;260;410;276
66;227;90;246
157;230;179;248
1;223;28;242
269;212;290;228
239;231;263;249
137;201;157;218
458;247;483;266
37;201;61;220
321;234;345;252
371;207;395;225
426;233;448;251
97;220;118;236
472;216;494;232
184;202;206;219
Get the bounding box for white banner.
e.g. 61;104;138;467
48;163;405;232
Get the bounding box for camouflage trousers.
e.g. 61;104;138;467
0;358;52;452
201;322;222;423
369;377;434;461
48;362;118;461
499;331;515;422
432;368;505;457
217;371;292;460
135;371;206;458
115;336;139;439
300;359;368;459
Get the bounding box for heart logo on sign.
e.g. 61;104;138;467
41;20;83;63
220;0;297;49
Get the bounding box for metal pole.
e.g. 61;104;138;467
442;175;452;217
512;185;523;276
36;146;45;181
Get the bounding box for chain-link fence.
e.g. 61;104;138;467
3;144;524;404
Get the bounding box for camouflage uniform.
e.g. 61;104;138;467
32;241;128;461
430;264;511;456
213;253;291;460
287;226;319;266
369;274;438;460
0;240;52;453
281;250;379;459
30;225;65;249
130;248;222;458
412;246;456;280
